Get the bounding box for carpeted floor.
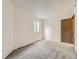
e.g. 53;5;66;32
6;40;76;59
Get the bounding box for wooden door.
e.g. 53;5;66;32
61;16;74;44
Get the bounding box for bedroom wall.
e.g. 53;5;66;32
44;17;61;42
2;0;13;59
2;0;43;58
74;8;77;50
13;7;43;49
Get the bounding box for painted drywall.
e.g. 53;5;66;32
44;17;61;42
13;7;43;49
2;0;13;59
74;8;77;50
2;0;43;58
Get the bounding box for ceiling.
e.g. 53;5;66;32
11;0;76;19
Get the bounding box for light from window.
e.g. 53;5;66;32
34;20;40;32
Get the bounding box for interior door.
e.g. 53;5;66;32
61;16;74;44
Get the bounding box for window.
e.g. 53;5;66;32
34;20;40;32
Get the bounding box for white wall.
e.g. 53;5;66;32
44;17;61;42
13;7;43;49
2;0;13;59
2;0;43;58
74;8;77;50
